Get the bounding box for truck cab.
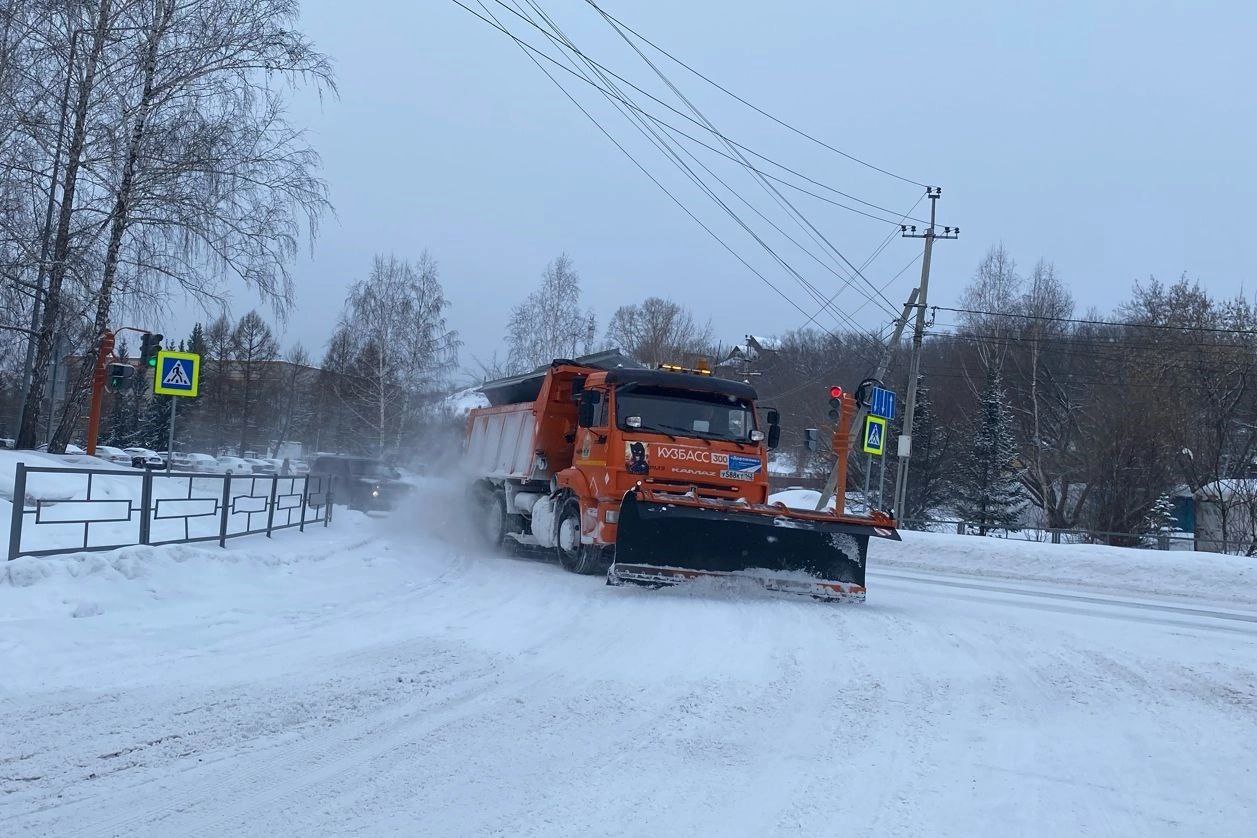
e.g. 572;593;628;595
561;366;778;547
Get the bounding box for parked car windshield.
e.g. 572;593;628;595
615;385;755;442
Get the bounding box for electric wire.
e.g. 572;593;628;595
471;0;936;227
933;306;1257;337
463;1;855;339
581;0;930;189
582;0;903;319
507;0;892;341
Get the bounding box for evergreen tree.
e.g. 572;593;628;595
900;380;954;524
139;393;174;452
179;323;209;449
1143;493;1176;534
954;365;1024;534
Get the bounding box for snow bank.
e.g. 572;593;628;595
439;386;490;415
0;513;378;624
0;449;135;503
881;529;1257;608
769;488;1257;607
769;488;833;510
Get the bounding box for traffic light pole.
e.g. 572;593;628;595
85;326;161;456
84;330;115;456
814;287;919;513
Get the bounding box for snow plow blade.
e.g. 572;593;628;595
608;489;899;602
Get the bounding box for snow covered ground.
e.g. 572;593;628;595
2;478;1256;836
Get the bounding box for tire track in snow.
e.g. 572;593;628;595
872;569;1257;632
100;555;602;837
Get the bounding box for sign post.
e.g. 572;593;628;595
867;387;895;511
152;350;200;471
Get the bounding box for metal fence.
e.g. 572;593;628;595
7;464;335;560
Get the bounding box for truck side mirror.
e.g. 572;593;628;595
578;390;600;428
763;409;781;449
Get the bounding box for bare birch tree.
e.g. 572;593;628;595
505;253;595;372
331;253;459;458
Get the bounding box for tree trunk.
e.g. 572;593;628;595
17;0;113;449
52;1;173;451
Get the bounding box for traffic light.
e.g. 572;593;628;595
827;385;844;421
107;362;135;391
804;427;820;452
139;332;164;368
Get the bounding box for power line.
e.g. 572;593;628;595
467;0;936;227
581;0;930;189
513;0;884;332
504;0;897;342
933;305;1257;337
798;192;927;332
463;1;855;340
582;0;902;319
932;327;1257;353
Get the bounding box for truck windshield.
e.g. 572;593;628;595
616;385;755;442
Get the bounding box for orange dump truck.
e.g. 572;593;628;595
464;358;899;601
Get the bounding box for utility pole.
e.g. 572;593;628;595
892;187;958;519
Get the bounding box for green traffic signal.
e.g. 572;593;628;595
139;331;164;368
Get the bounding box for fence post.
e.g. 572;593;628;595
218;471;233;548
324;476;334;527
298;475;310;533
7;462;27;561
265;476;278;538
1051;530;1061;544
138;468;154;545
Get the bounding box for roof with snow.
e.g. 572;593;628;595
478;350;646;406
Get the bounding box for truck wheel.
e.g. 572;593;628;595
478;490;509;549
556;498;608;575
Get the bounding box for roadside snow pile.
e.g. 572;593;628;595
439;386;490;415
0;513;378;624
0;449;135;503
769;488;833;511
767;452;796;475
884;529;1257;608
769;487;1257;607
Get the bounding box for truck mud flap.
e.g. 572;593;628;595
609;493;888;602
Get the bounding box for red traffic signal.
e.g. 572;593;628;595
827;385;844;421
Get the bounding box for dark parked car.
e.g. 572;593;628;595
308;455;410;511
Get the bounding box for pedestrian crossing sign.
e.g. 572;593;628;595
862;415;887;456
153;350;200;397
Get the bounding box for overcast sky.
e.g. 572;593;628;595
161;0;1255;377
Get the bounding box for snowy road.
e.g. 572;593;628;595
2;503;1256;836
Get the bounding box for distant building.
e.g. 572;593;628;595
1192;481;1257;553
717;335;779;372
